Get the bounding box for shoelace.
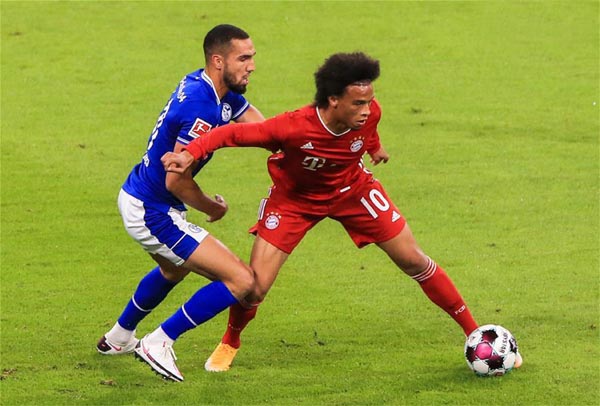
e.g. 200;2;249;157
160;343;178;361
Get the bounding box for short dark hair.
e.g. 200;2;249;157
203;24;250;61
313;52;380;107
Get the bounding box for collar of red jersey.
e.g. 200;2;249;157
315;107;351;137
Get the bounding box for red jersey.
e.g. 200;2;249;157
185;100;383;202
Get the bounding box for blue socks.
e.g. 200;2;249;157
116;268;238;342
117;266;177;331
161;281;238;340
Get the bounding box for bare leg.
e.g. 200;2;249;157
378;225;478;335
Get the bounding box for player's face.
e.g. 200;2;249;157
330;83;375;130
223;38;256;94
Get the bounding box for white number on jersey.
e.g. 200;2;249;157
143;98;174;166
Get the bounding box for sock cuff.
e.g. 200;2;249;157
149;326;175;346
177;281;238;327
411;257;437;283
214;280;237;301
131;295;153;312
181;305;198;327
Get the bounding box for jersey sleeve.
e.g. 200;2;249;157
184;113;287;159
176;99;216;146
223;92;250;120
365;99;382;155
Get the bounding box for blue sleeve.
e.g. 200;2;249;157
175;99;218;146
223;92;250;120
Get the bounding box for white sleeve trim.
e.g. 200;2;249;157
232;101;250;120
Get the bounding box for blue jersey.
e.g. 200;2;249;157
122;69;250;212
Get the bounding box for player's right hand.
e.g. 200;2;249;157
161;150;195;174
206;194;228;223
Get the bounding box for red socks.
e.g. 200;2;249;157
412;258;478;336
221;259;477;348
221;302;259;349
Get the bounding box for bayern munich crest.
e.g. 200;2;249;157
350;137;364;152
265;213;281;230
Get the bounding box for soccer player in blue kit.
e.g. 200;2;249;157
96;24;264;382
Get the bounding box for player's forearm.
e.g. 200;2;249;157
166;174;219;215
173;184;222;215
185;192;223;217
184;122;270;160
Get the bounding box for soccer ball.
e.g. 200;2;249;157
464;324;519;376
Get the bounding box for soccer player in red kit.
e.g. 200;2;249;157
162;52;522;372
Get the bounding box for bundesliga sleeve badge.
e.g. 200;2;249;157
188;118;213;138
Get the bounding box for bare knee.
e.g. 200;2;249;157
378;241;429;276
160;267;190;283
151;254;190;283
224;264;255;301
398;253;429;276
246;286;269;304
377;228;432;277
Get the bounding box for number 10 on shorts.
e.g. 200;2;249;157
360;189;390;219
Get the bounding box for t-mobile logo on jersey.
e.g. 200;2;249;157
302;156;326;171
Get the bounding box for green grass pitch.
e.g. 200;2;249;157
1;1;598;405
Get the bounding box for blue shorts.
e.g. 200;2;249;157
118;189;209;265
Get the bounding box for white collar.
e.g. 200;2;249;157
201;70;221;105
316;106;351;137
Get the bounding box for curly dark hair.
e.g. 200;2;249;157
203;24;250;61
313;52;380;107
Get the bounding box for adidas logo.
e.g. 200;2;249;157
300;142;314;150
391;211;402;222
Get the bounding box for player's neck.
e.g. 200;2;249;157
318;106;350;135
204;67;228;100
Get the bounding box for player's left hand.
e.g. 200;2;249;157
369;147;389;165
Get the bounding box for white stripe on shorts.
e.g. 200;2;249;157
257;198;267;221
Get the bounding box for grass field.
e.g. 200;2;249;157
1;1;598;405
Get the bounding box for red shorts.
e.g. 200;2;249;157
249;179;406;254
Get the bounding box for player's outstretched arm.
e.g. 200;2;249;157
162;150;195;174
162;120;280;174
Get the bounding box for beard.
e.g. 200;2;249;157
223;70;247;94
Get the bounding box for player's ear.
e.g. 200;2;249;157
211;54;224;70
328;95;339;109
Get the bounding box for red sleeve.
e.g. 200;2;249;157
184;116;283;159
365;99;382;155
